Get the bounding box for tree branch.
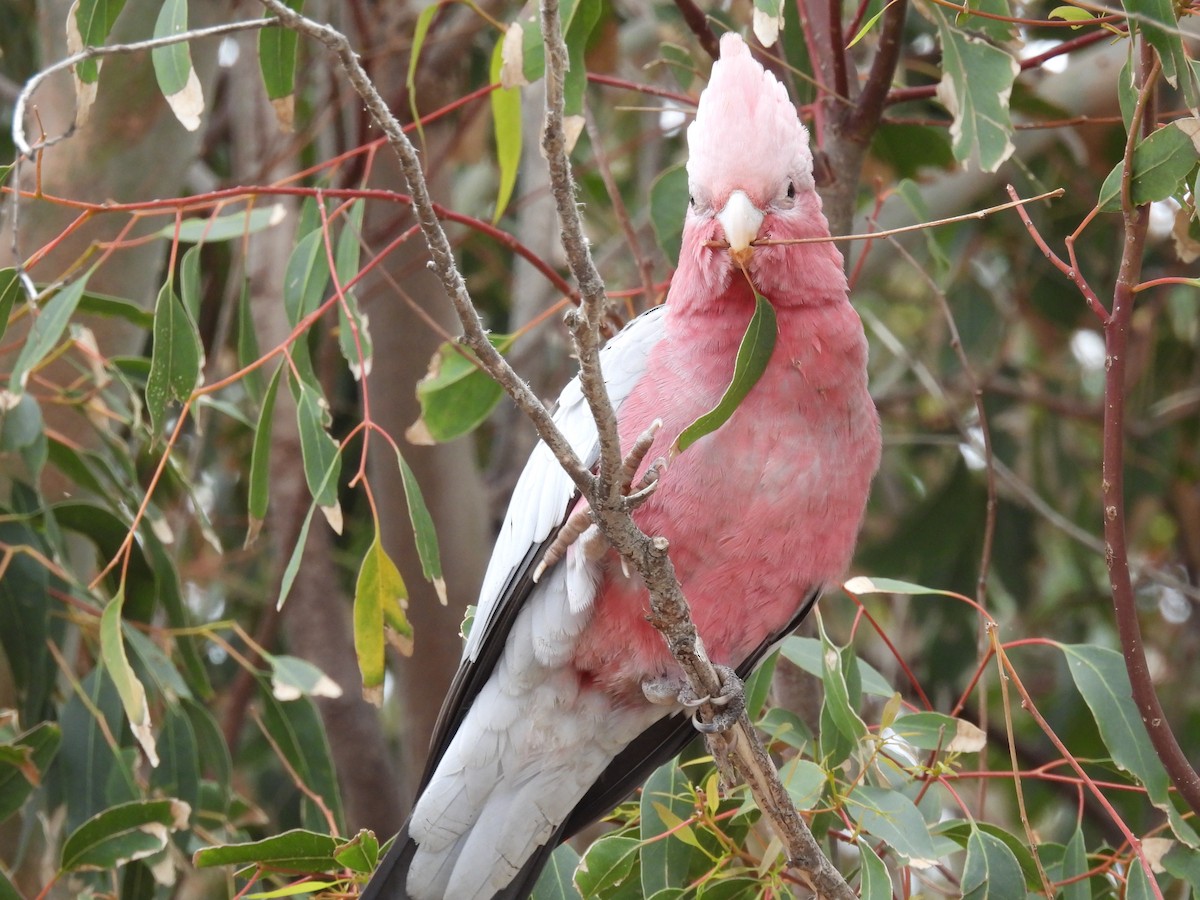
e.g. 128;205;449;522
1104;45;1200;816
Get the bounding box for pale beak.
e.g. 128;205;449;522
716;190;764;268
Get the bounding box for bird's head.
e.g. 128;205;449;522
685;33;818;279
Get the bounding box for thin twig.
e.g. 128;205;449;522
753;187;1065;246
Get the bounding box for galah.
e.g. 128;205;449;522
361;32;881;900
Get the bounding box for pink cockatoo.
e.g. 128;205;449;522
361;32;880;900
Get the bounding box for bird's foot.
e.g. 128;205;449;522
620;420;666;511
685;666;746;735
643;667;746;733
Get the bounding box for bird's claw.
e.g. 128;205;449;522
689;666;745;735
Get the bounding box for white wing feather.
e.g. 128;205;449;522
408;306;669;900
464;304;667;662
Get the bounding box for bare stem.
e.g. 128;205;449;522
1104;46;1200;816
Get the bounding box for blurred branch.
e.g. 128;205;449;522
673;0;720;60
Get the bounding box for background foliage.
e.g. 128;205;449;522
1;0;1199;897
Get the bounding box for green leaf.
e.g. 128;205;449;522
78;289;154;329
149;705;199;840
237;278;265;402
1057;827;1091;900
640;761;693;895
72;0;128;83
1048;5;1096;26
0;267;19;344
532;843;583;900
744;648;779;719
179;243;202;322
410;337;511;443
151;0;204;131
847;785;940;867
1126;860;1160;900
60;798;189;872
490;33;522;223
0;722;61;823
890;711;986;752
674;291;777;453
397;448;445;601
405;2;440;143
333;829;379;874
258;0;304;128
778;756;825;809
932;6;1018;172
256;684;345;833
650;164;688;264
1162;841;1200;894
1059;643;1198;845
574;834;640;897
818;627;868;746
778;636;894;697
843;574;961;597
145;279;203;440
283;222;331;390
962;826;1025;900
1128;0;1199;104
294;378;342;531
847;0;901;49
266;654;343;702
856;837;893;900
334;200;372;379
8;272;90;394
1098;119;1199;212
99;590;158;766
562;0;600;117
159;204;286;243
355;532;410;705
192;828;341;872
246;363;283;546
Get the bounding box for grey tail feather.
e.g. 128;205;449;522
358;825;418;900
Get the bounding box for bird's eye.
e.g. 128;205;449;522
689;195;695;207
786;182;796;200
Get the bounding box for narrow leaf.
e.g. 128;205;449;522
1098;120;1199;212
237;278;266;403
145;279;203;440
778;635;894;697
266;654;343;701
640;761;693;896
891;711;986;752
354;533;410;705
406;3;440;143
179;244;202;322
574;835;640;897
396;449;445;602
334;200;372;379
60;798;189;871
490;33;522;222
932;7;1018;172
848;786;940;868
674;291;777;453
258;0;304;129
192;828;341;871
99;591;158;766
333;829;379;874
532;843;583;900
294;378;342;532
962;827;1025;900
246;364;283;547
151;0;204;131
8;274;90;393
409;337;511;444
856;837;893;900
71;0;128;84
159;204;287;243
0;268;19;345
0;723;61;823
